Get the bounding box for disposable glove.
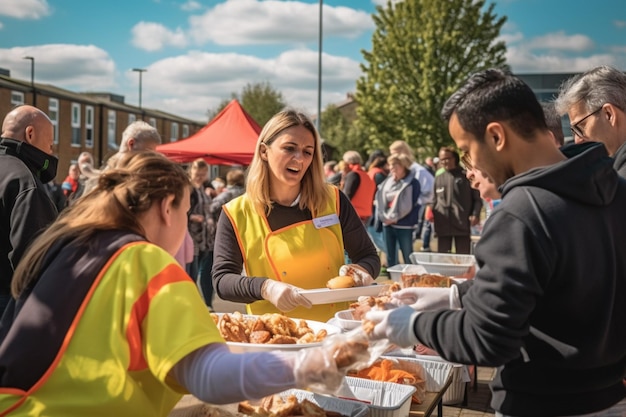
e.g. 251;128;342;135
261;280;312;312
391;287;452;311
364;306;420;348
292;330;371;395
339;264;375;286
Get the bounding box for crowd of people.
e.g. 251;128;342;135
0;64;625;416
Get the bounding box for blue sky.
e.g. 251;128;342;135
1;0;625;122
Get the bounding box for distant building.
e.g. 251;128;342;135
0;68;205;183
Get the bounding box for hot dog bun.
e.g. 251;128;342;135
326;275;355;289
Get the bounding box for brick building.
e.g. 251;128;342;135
0;68;205;183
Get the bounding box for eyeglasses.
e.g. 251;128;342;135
570;106;603;139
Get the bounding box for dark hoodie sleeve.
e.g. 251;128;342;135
412;204;553;366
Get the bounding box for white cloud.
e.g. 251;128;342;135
614;20;626;28
131;22;188;51
137;48;361;121
505;45;618;73
499;31;523;45
0;0;51;19
0;44;116;90
525;31;594;52
181;1;203;12
188;0;373;46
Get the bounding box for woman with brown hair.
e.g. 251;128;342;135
0;151;352;416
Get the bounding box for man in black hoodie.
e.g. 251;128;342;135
0;105;58;314
366;69;626;416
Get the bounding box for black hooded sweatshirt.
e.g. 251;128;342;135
413;142;626;416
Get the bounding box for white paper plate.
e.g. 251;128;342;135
334;309;362;331
298;284;386;305
214;313;341;353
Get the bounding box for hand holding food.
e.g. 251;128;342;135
364;306;420;348
262;280;313;311
391;287;452;311
326;264;375;289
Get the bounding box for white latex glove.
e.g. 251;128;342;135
364;306;420;348
391;287;452;311
339;264;375;286
261;280;312;312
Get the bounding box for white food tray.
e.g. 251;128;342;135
298;284;385;304
340;376;416;417
409;253;476;277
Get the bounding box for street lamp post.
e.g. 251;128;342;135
132;68;147;116
316;0;323;134
23;56;36;107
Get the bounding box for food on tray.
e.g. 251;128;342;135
347;358;426;404
239;394;347;417
211;312;328;345
349;282;401;320
401;272;453;288
326;275;355;289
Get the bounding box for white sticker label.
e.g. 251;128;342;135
312;213;340;229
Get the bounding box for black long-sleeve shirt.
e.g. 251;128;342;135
212;191;380;303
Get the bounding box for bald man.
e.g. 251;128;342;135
0;105;58;313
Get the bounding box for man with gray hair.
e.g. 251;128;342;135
555;65;626;176
119;120;161;153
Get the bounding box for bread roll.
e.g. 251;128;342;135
326;275;355;289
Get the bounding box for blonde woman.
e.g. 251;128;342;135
212;109;380;321
0;151;354;416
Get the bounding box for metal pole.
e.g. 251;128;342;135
316;0;323;134
132;68;147;115
23;56;35;107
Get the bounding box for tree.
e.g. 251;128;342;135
355;0;507;159
207;82;286;127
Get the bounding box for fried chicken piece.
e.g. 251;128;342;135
332;340;370;369
218;313;249;343
260;313;293;337
294;319;314;338
299;399;327;417
249;330;272;344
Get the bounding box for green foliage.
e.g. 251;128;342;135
207;82;286;126
355;0;507;159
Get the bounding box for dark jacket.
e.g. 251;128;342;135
613;141;626;178
415;142;626;416
0;138;57;304
432;167;481;237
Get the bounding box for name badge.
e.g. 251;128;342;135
313;213;340;229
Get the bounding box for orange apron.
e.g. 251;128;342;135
225;186;349;321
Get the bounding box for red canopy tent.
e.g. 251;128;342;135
157;99;262;165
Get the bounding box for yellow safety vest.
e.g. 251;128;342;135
224;186;349;321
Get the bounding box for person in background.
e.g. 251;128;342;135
43;179;67;213
366;68;626;417
212;109;380;321
366;154;389;260
65;151;100;205
0;151;354;416
61;163;80;198
555;65;626;177
388;140;434;252
209;168;246;223
187;158;215;309
374;153;421;267
0;105;58;315
364;149;386;171
432;146;481;254
541;102;565;147
323;160;337;179
341;151;376;225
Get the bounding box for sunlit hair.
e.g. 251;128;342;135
439;146;460;165
226;168;245;187
389;140;416;162
555;66;626;117
246;108;330;216
12;151;191;297
120;121;161;152
342;150;363;165
461;152;473;170
387;153;413;172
